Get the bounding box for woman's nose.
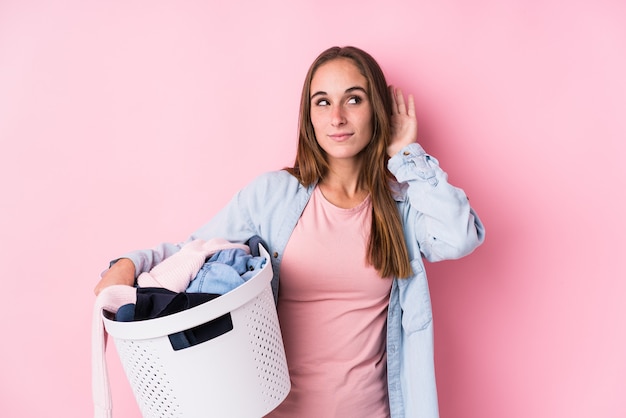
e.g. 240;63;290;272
330;106;346;126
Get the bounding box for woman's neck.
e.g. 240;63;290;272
319;159;368;209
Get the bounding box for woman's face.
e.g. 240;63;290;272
309;58;374;166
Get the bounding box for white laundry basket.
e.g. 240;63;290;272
102;245;290;418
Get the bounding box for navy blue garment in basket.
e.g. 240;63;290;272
115;288;232;350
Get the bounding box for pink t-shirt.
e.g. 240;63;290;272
267;186;392;418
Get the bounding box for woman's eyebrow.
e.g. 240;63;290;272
345;86;368;95
311;86;368;100
310;90;327;100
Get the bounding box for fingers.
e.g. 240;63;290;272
389;85;415;116
388;85;403;114
395;87;407;115
406;92;415;117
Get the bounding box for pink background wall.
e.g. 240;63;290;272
1;1;624;417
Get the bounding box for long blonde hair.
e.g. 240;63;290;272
287;46;412;279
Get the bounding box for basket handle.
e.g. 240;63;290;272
168;312;233;351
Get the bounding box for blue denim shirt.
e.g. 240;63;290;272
122;143;485;418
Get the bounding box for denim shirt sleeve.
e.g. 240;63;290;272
113;178;262;277
112;171;308;302
114;242;186;278
388;143;485;262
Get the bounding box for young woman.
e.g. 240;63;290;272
95;46;485;418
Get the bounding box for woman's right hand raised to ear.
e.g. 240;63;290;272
93;258;136;295
388;85;418;157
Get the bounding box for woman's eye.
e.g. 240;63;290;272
347;96;362;105
315;99;329;106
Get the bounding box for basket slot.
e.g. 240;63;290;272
168;312;233;351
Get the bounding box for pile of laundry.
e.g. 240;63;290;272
92;236;267;418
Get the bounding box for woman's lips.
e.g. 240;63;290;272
328;132;353;142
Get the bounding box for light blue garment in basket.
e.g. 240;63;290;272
186;248;266;295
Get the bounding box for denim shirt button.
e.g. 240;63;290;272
273;252;279;258
388;344;396;353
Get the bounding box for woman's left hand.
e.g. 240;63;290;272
388;86;418;157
